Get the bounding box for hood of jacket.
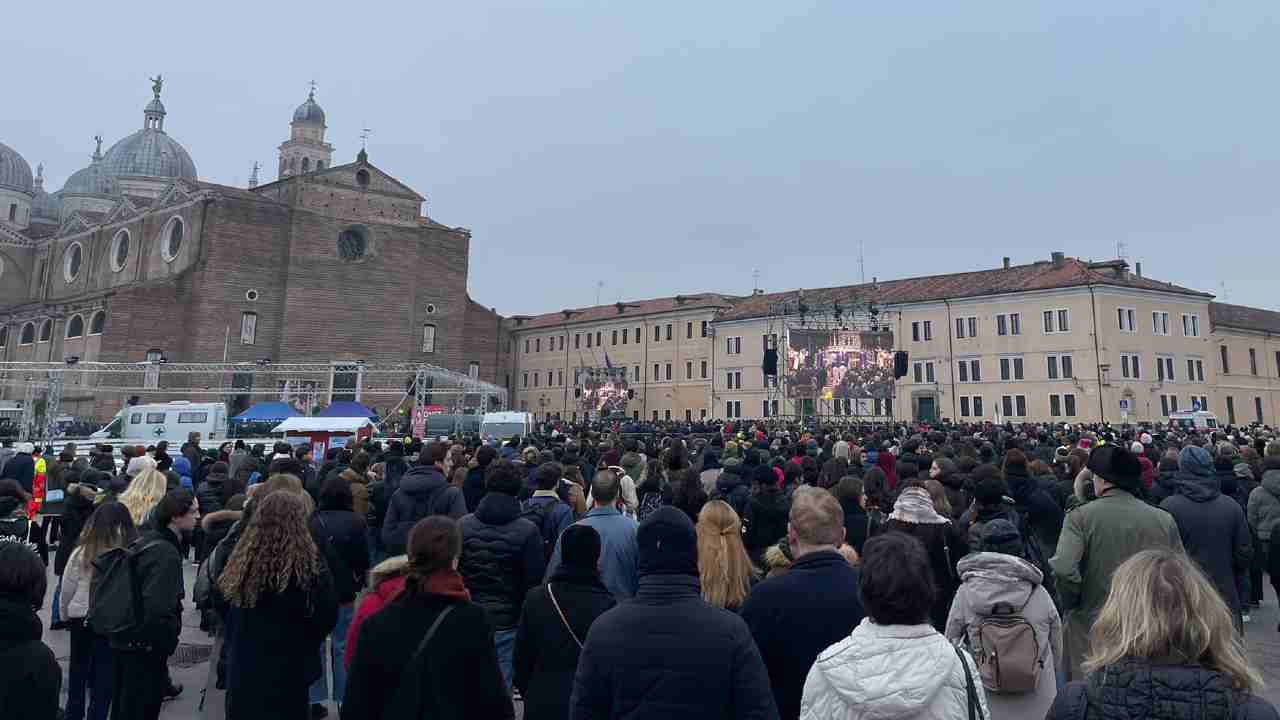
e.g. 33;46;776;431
1215;461;1240;497
369;555;409;588
200;508;242;531
1263;458;1280;497
0;596;42;654
474;492;522;525
400;464;448;497
955;552;1042;614
172;456;192;478
1175;469;1221;503
810;618;962;718
716;464;748;493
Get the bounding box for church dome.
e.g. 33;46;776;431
101;129;197;181
293;89;326;126
0;142;35;195
63;161;119;196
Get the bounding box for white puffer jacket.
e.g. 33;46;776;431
802;618;990;720
60;546;93;621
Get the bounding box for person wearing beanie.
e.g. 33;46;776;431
1160;446;1252;628
569;506;779;720
1050;444;1183;681
743;463;790;565
513;526;616;720
946;518;1063;720
125;455;157;479
1149;450;1182;506
0;441;35;498
958;465;1018;551
457;459;546;690
713;450;751;519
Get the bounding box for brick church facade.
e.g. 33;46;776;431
0;80;509;420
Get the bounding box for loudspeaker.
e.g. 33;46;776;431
762;349;779;376
893;351;909;379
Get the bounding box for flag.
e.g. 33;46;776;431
604;353;613;370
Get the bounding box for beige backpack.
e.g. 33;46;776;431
969;593;1043;694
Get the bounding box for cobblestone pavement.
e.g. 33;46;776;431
38;562;1280;717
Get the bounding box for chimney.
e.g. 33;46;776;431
1135;262;1142;278
1002;257;1011;270
1051;251;1065;267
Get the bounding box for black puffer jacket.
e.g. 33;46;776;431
1150;464;1180;505
513;566;616;720
0;596;61;720
937;469;968;522
381;465;466;556
1005;466;1065;554
311;509;370;604
1046;660;1279;719
743;488;790;559
196;472;229;517
458;493;545;630
713;462;751;519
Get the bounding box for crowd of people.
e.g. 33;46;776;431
2;418;1280;719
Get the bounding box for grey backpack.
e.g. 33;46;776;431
969;592;1043;694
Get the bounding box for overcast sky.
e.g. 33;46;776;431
8;2;1278;315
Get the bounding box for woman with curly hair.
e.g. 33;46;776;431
118;468;169;528
696;500;756;612
218;491;337;720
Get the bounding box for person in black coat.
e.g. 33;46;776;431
743;465;790;564
464;445;497;512
458;460;545;689
742;487;864;720
111;490;192;720
342;516;514;720
0;443;35;496
713;458;751;520
309;476;370;708
382;443;467;556
218;491;338;720
0;541;61;720
569;506;780;720
513;525;616;720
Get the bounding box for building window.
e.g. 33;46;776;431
1043;309;1070;334
726;336;742;355
0;326;5;349
1276;351;1280;379
973;396;984;417
1049;394;1061;417
1117;307;1137;333
161;217;184;262
548;371;554;387
1001;395;1027;418
1182;314;1200;337
574;333;580;349
1226;396;1236;424
585;333;592;349
957;359;980;383
960;396;971;417
1153;355;1174;382
469;362;480;379
686;361;693;379
525;339;531;354
664;324;672;341
89;311;105;335
337;226;368;261
19;322;34;345
912;322;921;342
1194;395;1208;412
535;338;541;353
621;328;628;344
522;373;528;388
995;313;1022;336
665;363;673;381
687;322;693;339
1250;348;1258;376
955;316;977;339
6;204;14;222
64;242;84;283
654;363;661;382
1187;358;1205;383
913;362;923;383
923;321;933;341
700;360;708;379
701;321;709;337
763;333;778;351
1153;311;1170;335
65;315;84;339
421;324;436;353
1120;353;1141;380
1047;354;1073;380
999;357;1024;381
633;365;640;382
1257;397;1265;424
1220;345;1230;374
726;371;735;390
558;335;564;351
654;325;661;342
611;329;618;346
925;361;935;383
595;331;601;346
38;320;52;343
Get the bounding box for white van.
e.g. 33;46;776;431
480;411;533;442
1168;410;1220;431
92;401;228;442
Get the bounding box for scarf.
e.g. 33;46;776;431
421;569;472;602
888;487;949;525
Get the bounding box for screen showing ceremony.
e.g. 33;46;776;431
575;367;629;415
785;328;896;401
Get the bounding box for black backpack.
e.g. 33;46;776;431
520;498;561;561
88;538;166;642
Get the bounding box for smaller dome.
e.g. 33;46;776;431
145;97;166;116
293;90;326;126
63;161;119;196
0;142;34;195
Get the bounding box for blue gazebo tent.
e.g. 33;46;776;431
317;401;377;419
232;401;303;422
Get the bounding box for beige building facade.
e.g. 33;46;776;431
506;254;1280;427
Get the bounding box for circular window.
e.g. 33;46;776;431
111;230;131;272
337;226;368;261
162;217;183;262
425;303;437;315
245;289;260;302
64;242;83;283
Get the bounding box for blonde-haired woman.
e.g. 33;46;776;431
1046;549;1277;720
118;468;168;527
218;491;337;719
696;500;756;612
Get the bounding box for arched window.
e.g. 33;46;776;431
38;319;52;343
316;160;325;170
302;157;311;172
66;315;84;339
89;311;105;335
19;323;34;345
356;169;370;188
422;324;437;353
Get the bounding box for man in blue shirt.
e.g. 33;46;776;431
544;468;638;598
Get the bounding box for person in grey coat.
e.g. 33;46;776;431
1161;446;1252;627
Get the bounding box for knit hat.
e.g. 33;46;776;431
601;449;621;467
126;456;156;478
637;506;698;576
1087;444;1143;492
559;524;602;571
980;519;1024;558
973;471;1008;505
1234;463;1254;480
1178;446;1214;478
752;464;777;487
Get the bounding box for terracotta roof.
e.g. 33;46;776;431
716;257;1211;322
511;293;737;330
1209;302;1280;335
196;181;282;203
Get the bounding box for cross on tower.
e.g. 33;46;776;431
360;128;372;150
308;79;317;99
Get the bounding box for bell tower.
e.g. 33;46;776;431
278;82;333;179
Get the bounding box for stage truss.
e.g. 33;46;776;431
762;287;897;420
0;361;507;441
